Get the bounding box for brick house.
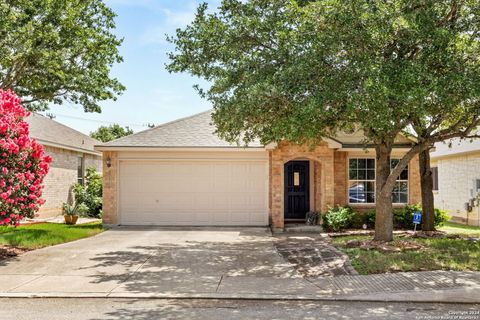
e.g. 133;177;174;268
431;138;480;226
95;111;421;229
26;113;102;218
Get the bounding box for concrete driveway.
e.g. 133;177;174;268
0;227;334;298
0;227;479;302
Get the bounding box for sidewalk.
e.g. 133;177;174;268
1;271;479;303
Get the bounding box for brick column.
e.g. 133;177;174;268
102;151;118;225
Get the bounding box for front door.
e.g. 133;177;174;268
284;160;310;220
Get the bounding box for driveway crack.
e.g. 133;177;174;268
215;274;224;293
107;251;156;295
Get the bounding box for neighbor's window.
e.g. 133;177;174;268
77;156;85;185
432;167;439;191
391;159;409;204
348;158;409;204
348;158;375;204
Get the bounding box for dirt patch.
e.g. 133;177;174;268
0;245;30;261
345;239;426;252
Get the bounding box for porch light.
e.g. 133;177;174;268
106;157;112;168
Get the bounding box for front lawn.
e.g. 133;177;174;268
438;221;480;236
331;226;480;275
0;222;104;250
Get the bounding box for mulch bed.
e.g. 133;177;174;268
0;245;30;261
344;239;426;252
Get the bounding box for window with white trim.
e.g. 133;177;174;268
390;158;409;204
348;158;409;204
348;158;375;203
77;156;85;185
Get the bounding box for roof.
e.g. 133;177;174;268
26;113;101;155
97;110;264;149
431;138;480;160
96;110;415;150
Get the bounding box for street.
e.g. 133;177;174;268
1;298;478;320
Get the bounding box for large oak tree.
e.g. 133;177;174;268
167;0;480;241
0;0;125;112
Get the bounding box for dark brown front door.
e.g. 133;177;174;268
284;160;310;220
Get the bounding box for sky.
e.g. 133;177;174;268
41;0;220;135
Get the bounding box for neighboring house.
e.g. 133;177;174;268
431;138;480;226
95;111;421;229
26;113;102;218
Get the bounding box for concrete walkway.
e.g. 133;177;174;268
0;227;478;303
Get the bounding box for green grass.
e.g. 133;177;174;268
332;234;480;275
439;222;480;236
0;222;104;249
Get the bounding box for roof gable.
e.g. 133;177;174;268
26;113;100;154
98;110;263;148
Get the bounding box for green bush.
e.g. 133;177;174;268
73;167;102;218
322;206;356;231
392;204;421;229
346;205;449;230
434;208;450;227
391;204;450;229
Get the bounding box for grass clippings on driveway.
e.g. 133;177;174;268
0;222;104;250
331;223;480;275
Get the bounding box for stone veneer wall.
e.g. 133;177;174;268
38;146;102;218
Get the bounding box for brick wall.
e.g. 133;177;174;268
269;141;335;229
433;153;480;226
334;151;348;206
269;143;422;229
37;146;102;218
102;151;118;224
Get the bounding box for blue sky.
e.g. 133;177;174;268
42;0;220;134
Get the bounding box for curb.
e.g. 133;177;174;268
1;288;479;304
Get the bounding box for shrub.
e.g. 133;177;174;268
434;208;450;227
392;204;450;229
393;204;421;229
0;90;52;226
73;167;102;218
62;202;89;216
322;206;356;231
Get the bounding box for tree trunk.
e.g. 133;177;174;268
419;148;435;231
374;144;394;242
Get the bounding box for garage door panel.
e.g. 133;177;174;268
119;160;268;226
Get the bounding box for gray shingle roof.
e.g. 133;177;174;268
98;110;263;148
26;113;100;154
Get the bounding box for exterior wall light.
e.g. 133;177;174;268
106;157;112;168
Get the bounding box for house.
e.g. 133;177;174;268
431;138;480;226
26;113;102;218
95;110;421;229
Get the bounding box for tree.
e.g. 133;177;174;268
167;0;480;241
90;124;133;142
0;0;125;112
0;89;52;226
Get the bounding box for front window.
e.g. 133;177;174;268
77;156;85;185
348;158;375;203
348;158;409;204
390;159;409;204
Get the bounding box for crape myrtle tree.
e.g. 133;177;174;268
0;0;125;112
167;0;480;241
0;90;52;226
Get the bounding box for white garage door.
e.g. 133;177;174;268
119;160;269;226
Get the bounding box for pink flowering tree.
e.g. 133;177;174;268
0;90;52;226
